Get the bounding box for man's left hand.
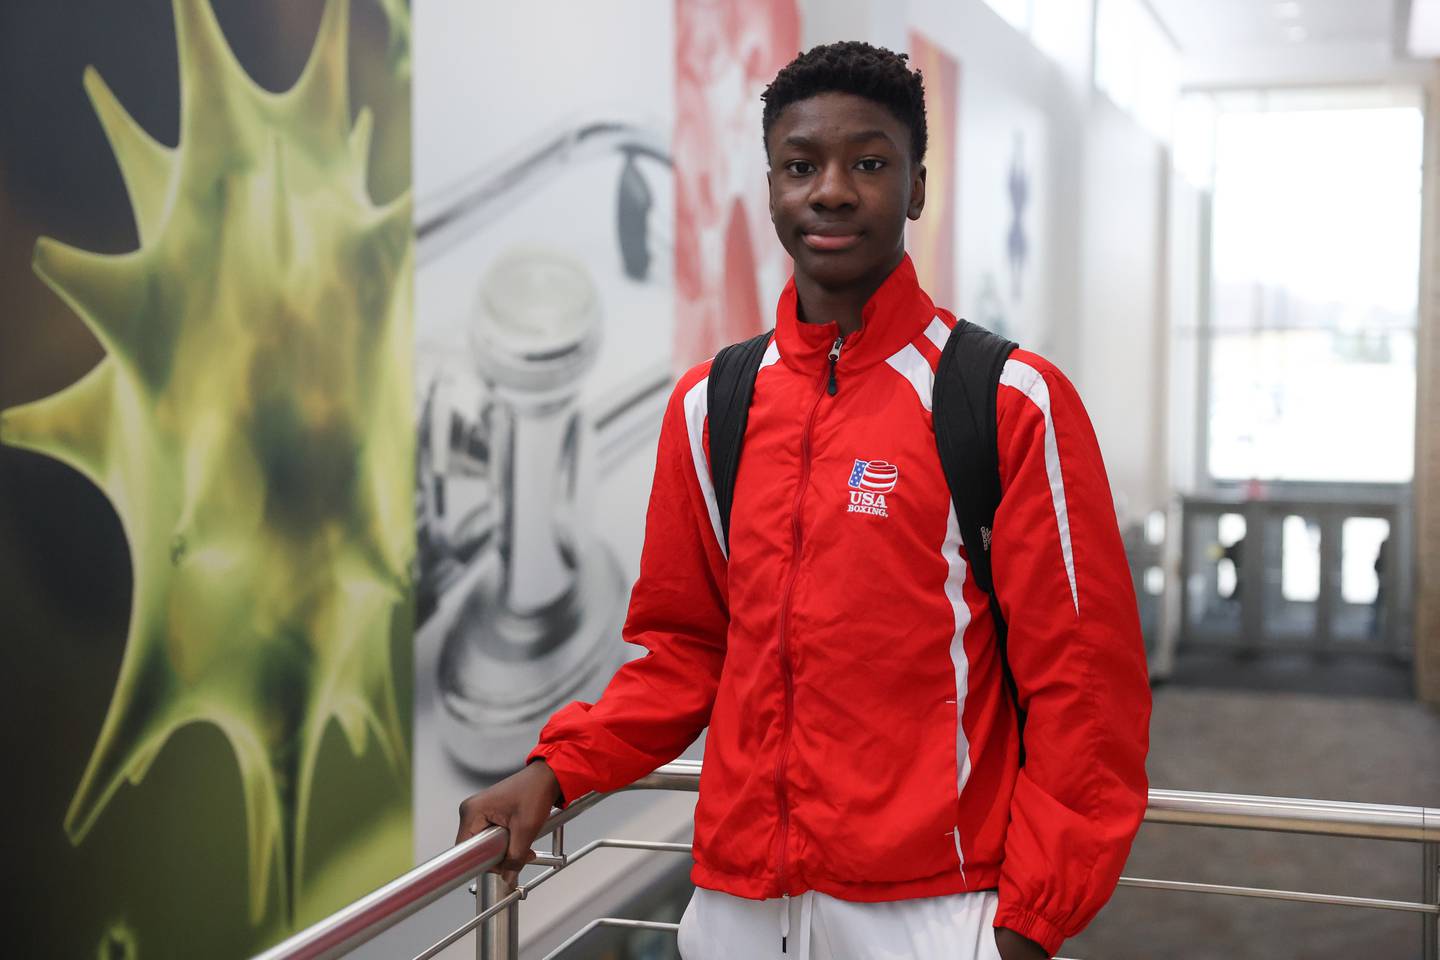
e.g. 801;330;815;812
994;927;1049;960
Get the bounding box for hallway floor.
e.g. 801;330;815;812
1065;684;1440;959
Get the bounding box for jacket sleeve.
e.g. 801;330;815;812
525;365;729;807
987;352;1151;956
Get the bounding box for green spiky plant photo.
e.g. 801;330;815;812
0;0;415;940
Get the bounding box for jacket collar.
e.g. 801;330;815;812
773;253;936;376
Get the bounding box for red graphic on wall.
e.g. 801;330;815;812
906;30;958;309
674;0;800;368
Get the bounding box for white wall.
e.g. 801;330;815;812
1167;178;1206;495
1076;97;1169;518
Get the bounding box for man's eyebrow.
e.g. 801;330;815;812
780;129;897;148
847;129;895;146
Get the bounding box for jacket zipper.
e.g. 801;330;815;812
774;335;844;928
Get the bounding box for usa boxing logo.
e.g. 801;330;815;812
846;459;898;517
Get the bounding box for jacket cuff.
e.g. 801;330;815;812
525;743;587;810
993;902;1065;958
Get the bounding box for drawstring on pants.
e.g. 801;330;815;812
780;893;789;953
779;892;814;958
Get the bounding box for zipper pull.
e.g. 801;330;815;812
827;336;844;396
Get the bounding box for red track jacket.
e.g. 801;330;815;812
528;255;1151;955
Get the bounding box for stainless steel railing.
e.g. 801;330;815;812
254;759;1440;960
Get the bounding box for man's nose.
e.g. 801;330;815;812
809;162;858;210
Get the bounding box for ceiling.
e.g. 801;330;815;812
1144;0;1427;89
1148;0;1394;56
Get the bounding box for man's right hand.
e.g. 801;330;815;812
455;759;564;887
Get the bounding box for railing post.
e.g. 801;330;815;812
478;873;519;960
1424;840;1438;960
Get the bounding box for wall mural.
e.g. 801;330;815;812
905;30;959;310
673;0;799;368
410;1;672;869
408;0;800;869
957;64;1049;349
0;0;413;955
1006;130;1030;304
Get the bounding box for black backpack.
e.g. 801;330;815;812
705;319;1025;747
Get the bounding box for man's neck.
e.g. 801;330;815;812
793;249;905;337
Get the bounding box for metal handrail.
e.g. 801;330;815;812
254;759;1440;960
1144;787;1439;841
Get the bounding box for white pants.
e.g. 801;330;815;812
676;887;1005;960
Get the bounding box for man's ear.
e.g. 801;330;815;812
766;168;776;221
908;163;927;220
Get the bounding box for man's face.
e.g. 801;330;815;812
766;91;925;290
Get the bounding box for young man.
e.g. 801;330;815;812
457;42;1151;960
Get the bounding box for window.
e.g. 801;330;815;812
980;0;1093;79
1216;513;1245;599
1173;94;1218;189
1206;104;1422;483
1281;515;1320;603
1094;0;1179;142
980;0;1031;33
1031;0;1090;67
1340;517;1389;605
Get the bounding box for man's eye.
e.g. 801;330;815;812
786;160;815;175
856;158;886;172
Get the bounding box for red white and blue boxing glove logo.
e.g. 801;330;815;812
847;459;898;516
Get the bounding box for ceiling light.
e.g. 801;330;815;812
1286;24;1308;42
1275;1;1302;18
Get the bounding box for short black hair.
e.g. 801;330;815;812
761;41;927;164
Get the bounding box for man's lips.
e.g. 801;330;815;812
801;229;863;252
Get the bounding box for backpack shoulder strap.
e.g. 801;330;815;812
931;318;1018;601
706;329;775;553
932;318;1023;753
